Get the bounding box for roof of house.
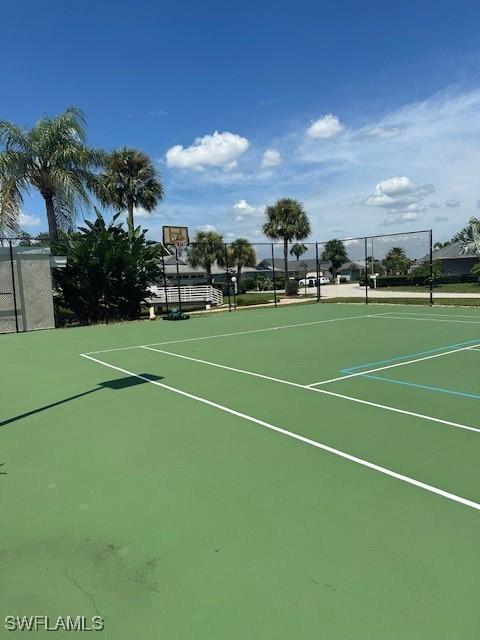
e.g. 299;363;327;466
257;258;331;271
163;260;260;276
432;241;479;260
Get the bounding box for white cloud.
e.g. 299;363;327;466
380;212;419;226
360;176;434;226
358;125;401;140
307;114;344;140
261;148;282;168
233;199;262;222
19;212;40;227
165;131;249;170
434;215;449;222
444;199;461;207
196;224;217;232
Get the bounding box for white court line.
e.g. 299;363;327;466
393;311;480;320
80;352;480;511
370;315;480;325
140;346;480;435
84;312;389;355
307;342;480;387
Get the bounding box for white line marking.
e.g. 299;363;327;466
391;311;480;320
84;312;390;355
80;353;480;511
139;346;480;435
467;347;480;352
371;315;480;325
307;342;480;387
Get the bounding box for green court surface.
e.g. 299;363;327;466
1;303;479;638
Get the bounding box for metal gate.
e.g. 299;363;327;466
0;241;56;334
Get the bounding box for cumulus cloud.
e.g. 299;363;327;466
233;199;262;222
166;131;249;170
261;148;282;168
19;212;40;227
444;199;461;207
307;114;344;140
196;224;217;232
359;176;434;227
380;212;419;226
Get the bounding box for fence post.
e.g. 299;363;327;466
224;243;232;312
364;237;369;304
175;245;182;312
429;229;433;307
271;243;277;308
9;240;20;332
315;242;321;302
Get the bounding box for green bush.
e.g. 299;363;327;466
285;279;299;296
56;212;162;324
241;277;256;291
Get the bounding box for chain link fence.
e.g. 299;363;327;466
2;228;479;333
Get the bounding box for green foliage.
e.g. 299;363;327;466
322;239;348;277
241;277;256;291
471;262;480;279
55;211;162;324
228;238;256;276
262;198;311;285
95;148;164;235
382;246;412;274
408;260;442;280
289;242;308;260
0;107;102;240
285;279;299;295
187;231;225;284
457;217;480;256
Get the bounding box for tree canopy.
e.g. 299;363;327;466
0;107;102;241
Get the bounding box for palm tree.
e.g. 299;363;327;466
383;246;411;274
187;230;226;284
458;217;480;256
0;107;101;241
290;242;308;261
228;238;256;279
95;148;164;235
322;239;348;279
262;198;311;285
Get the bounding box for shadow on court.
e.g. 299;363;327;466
0;374;163;429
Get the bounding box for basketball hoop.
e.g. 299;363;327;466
174;241;187;257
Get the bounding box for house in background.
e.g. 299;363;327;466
162;254;261;285
431;241;479;275
256;258;331;278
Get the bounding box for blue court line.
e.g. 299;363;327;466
364;374;480;400
341;337;480;373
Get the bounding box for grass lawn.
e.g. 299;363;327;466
382;282;480;293
324;297;480;306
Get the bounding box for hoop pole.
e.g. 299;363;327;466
315;242;321;302
174;245;182;312
161;249;169;313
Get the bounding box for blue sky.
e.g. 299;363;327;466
2;0;480;243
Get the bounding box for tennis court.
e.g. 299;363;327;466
1;303;480;638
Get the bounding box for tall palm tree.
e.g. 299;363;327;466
322;239;348;279
95;148;164;235
459;217;480;256
262;198;311;285
0;107;101;241
383;246;411;274
228;238;256;279
290;242;308;261
187;230;225;284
